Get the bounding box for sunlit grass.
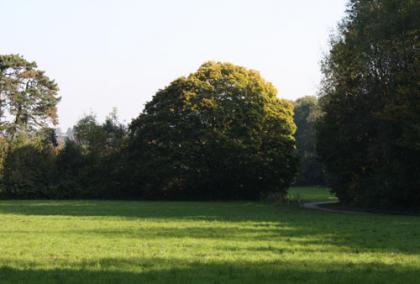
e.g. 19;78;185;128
0;190;419;283
288;186;337;202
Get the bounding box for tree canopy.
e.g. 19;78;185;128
0;54;60;139
317;0;420;209
127;61;297;200
0;54;60;191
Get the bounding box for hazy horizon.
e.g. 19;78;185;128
0;0;348;130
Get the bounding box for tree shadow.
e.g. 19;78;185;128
0;257;419;284
0;200;419;255
0;200;272;220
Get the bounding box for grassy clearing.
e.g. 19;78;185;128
288;186;337;202
0;188;419;283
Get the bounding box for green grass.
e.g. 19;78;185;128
288;186;337;202
0;188;419;283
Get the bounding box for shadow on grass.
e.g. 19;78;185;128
0;200;271;220
0;257;419;284
0;201;419;255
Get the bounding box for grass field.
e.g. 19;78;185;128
288;186;337;202
0;187;419;283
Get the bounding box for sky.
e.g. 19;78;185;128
0;0;348;130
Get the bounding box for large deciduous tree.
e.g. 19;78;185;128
317;0;420;209
127;61;296;200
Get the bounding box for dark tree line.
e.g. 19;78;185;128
2;0;418;209
0;60;297;200
317;0;420;209
2;111;128;199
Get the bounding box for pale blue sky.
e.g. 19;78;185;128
0;0;347;129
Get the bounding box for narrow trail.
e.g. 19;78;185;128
301;201;420;216
301;201;365;214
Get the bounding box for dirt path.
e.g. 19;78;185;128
302;201;420;216
301;201;364;214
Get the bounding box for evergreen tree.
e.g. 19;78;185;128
0;54;60;139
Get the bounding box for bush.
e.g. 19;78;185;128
2;144;55;198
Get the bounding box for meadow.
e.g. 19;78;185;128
0;187;419;284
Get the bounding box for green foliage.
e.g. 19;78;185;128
127;61;297;200
0;59;295;201
73;111;127;158
1;110;128;199
0;199;419;283
0;54;60;188
53;111;128;198
53;139;85;198
0;54;60;138
102;108;127;155
0;137;9;176
73;114;106;156
317;0;420;209
2;139;55;198
293;96;324;185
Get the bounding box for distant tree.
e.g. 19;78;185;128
53;110;128;198
0;54;60;139
102;108;127;155
293;96;324;185
72;111;127;157
73;114;106;156
317;0;420;209
127;61;297;200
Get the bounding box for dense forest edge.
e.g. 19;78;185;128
0;0;418;211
